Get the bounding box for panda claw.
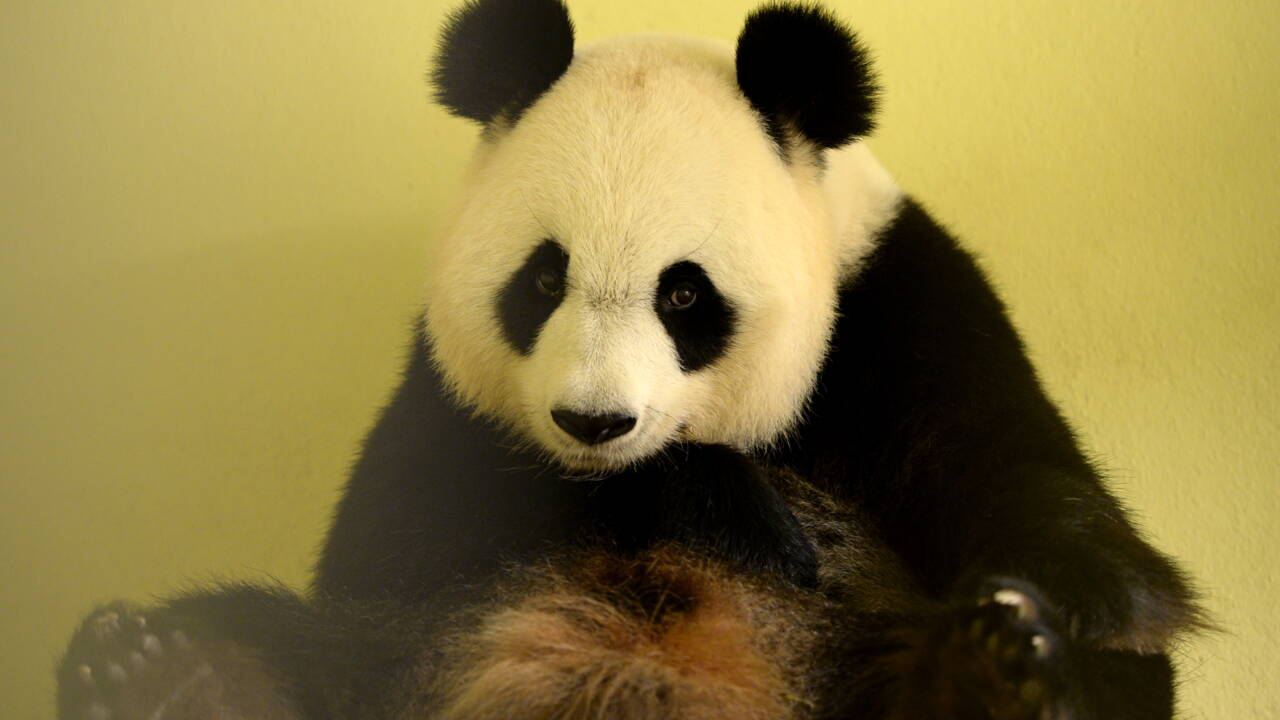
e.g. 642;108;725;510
171;630;190;650
106;661;128;683
92;612;121;639
77;664;95;687
141;633;162;657
1031;633;1051;659
87;702;112;720
128;650;147;671
992;587;1039;621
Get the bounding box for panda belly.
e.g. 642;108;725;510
411;467;1087;720
421;544;816;720
416;466;856;720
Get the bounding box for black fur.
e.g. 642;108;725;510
736;3;879;150
654;260;737;372
432;0;575;125
497;239;570;355
771;197;1201;645
588;443;819;588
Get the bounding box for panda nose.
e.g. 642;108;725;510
550;409;637;445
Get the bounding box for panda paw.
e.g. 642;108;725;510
961;580;1061;718
57;602;211;720
908;578;1069;720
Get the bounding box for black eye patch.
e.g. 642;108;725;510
498;240;570;355
654;261;736;372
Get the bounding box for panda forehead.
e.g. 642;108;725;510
569;222;718;279
478;36;780;225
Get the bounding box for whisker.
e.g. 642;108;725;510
644;404;677;422
685;209;726;260
519;185;555;239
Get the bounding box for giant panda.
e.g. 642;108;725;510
56;1;1205;718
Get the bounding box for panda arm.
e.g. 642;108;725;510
818;600;1178;720
587;443;820;588
881;460;1197;647
782;198;1201;645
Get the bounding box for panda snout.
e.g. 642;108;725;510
550;409;637;446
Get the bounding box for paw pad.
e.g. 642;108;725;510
59;603;206;720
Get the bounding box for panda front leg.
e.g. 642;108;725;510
823;579;1175;720
888;579;1177;720
875;463;1204;651
588;442;819;588
57;584;414;720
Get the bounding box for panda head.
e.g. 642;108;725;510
425;0;883;471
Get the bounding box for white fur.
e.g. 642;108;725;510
425;34;901;470
824;142;903;278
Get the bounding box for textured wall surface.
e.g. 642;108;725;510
2;1;1276;717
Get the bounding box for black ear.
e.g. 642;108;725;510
432;0;575;125
736;3;879;150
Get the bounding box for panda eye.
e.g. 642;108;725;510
534;266;564;297
666;283;698;310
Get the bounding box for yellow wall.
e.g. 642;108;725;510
2;1;1275;717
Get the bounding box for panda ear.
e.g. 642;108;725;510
735;3;879;150
432;0;575;126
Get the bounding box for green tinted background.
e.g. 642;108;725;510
2;1;1276;717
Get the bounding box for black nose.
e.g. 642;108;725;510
550;409;637;445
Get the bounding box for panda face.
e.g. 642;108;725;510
425;35;850;471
